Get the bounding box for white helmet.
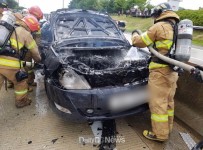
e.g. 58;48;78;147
22;9;28;15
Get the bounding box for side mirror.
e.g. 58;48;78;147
117;21;126;32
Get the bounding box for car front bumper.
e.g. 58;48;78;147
45;78;148;122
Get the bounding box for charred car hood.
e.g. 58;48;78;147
43;9;149;88
44;45;149;88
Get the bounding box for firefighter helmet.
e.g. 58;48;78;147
22;9;28;15
22;15;40;32
0;0;7;8
151;3;172;18
28;6;43;20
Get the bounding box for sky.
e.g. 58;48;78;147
150;0;203;10
18;0;71;13
18;0;203;13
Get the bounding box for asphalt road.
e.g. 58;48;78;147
0;33;201;150
0;72;200;150
124;33;203;66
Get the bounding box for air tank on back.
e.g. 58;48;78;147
0;11;16;46
175;19;193;62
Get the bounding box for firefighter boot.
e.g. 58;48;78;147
15;98;32;108
143;130;167;142
7;81;14;88
28;86;33;92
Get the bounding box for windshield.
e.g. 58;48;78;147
54;13;121;40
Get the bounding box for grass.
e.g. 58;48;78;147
111;15;153;32
111;15;203;47
193;30;203;47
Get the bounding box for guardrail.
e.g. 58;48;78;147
193;26;203;30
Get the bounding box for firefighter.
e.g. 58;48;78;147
6;12;26;89
7;6;43;89
0;0;7;18
28;6;43;47
131;3;180;141
26;6;43;87
28;6;43;21
0;15;41;108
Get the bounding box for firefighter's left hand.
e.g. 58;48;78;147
131;31;139;37
131;33;139;44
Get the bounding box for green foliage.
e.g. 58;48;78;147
125;0;146;10
177;10;203;26
7;0;18;9
114;0;127;12
69;0;148;13
69;0;102;10
6;0;24;10
107;0;115;13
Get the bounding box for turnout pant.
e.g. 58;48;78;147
148;67;178;140
0;68;29;104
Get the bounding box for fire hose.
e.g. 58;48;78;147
133;30;203;83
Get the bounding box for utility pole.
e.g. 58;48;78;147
63;0;64;8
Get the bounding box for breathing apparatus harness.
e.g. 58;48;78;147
0;25;28;59
151;17;194;73
152;17;178;64
13;26;29;82
0;12;28;82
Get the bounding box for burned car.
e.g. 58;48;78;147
41;9;150;122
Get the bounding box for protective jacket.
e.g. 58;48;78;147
132;11;179;69
0;26;41;69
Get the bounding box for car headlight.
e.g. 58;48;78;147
59;68;91;89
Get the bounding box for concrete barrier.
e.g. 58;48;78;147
175;72;203;136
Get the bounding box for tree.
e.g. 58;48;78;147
69;0;83;9
126;0;147;10
114;0;127;14
6;0;24;10
7;0;18;9
68;0;148;13
100;0;109;12
69;0;102;11
108;0;115;13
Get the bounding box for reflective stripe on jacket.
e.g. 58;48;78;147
0;57;23;68
149;62;168;70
